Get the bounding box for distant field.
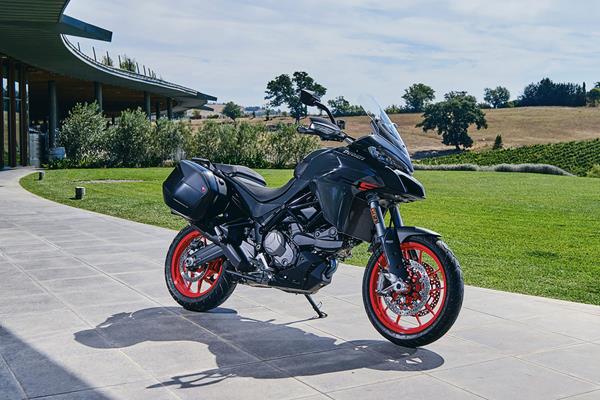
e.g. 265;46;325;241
21;168;600;305
194;106;600;154
420;139;600;176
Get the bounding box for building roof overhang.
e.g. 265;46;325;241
0;0;216;111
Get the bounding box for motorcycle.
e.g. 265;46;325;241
162;90;463;347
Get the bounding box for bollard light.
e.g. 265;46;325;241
38;171;45;181
75;187;86;200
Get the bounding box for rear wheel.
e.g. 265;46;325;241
165;226;236;312
362;235;463;347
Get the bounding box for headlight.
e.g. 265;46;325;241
368;146;408;172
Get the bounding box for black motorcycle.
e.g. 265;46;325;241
162;90;463;347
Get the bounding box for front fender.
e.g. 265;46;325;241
396;226;440;243
380;226;441;281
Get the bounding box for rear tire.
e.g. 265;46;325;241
165;226;236;312
362;235;463;347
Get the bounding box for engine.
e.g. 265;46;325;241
263;230;296;268
262;222;344;269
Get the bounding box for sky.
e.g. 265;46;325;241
65;0;600;107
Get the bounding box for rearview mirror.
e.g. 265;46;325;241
300;89;320;106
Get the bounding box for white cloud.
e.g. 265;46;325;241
65;0;600;106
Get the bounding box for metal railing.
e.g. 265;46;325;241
62;36;198;95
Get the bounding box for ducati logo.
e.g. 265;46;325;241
342;149;365;161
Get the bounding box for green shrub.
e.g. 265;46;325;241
150;118;193;165
587;164;600;178
266;123;319;168
192;121;267;167
190;121;319;168
59;102;108;166
483;163;572;176
414;164;479;171
420;139;600;176
107;108;153;167
414;163;572;176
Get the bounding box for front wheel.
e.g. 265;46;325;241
165;226;236;312
362;235;463;347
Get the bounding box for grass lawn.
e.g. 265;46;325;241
21;168;600;305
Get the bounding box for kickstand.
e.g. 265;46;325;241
305;294;328;318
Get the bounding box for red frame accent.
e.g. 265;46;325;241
368;242;447;334
171;230;223;298
357;181;380;191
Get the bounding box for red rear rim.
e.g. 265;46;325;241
171;231;223;298
369;242;447;335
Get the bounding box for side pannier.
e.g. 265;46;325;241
163;160;228;220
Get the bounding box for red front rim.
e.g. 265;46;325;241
171;231;223;298
369;242;447;335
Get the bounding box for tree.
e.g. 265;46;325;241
492;134;503;150
519;78;585;107
587;87;600;106
265;71;326;122
417;91;488;150
402;83;435;113
483;86;510;108
385;104;403;114
327;96;365;116
222;101;243;121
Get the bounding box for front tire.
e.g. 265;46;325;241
362;235;463;347
165;226;236;312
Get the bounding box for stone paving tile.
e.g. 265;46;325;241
451;319;582;355
155;362;318;400
366;334;506;372
7;351;154;399
121;337;260;377
519;343;600;385
519;311;600;342
431;357;599;400
328;374;483;400
14;255;89;271
53;287;152;309
26;266;102;282
39;275;124;293
267;346;423;392
0;356;25;400
0;293;67;316
0;309;88;340
67;301;168;326
448;306;506;332
34;379;180;400
215;322;349;360
94;260;163;274
464;286;560;320
562;390;600;400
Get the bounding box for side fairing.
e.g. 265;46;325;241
297;149;380;242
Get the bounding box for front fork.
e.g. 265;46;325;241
368;195;410;283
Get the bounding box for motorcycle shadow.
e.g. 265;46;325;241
74;307;445;390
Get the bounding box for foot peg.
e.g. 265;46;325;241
305;294;327;318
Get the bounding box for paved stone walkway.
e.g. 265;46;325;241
1;168;599;400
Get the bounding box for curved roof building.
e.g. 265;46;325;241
0;0;216;167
